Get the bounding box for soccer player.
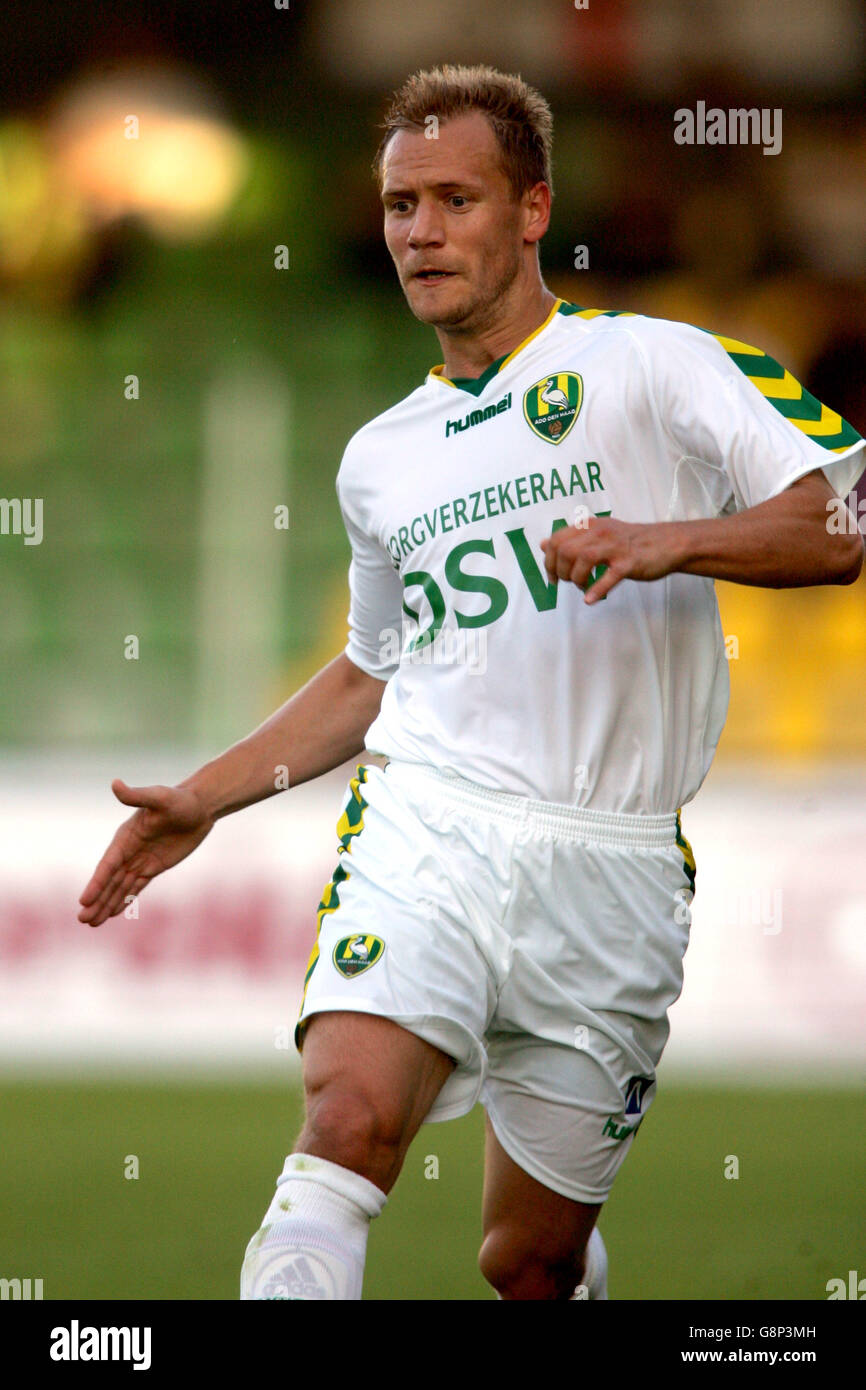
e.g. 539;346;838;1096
78;65;865;1301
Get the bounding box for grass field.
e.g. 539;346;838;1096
0;1079;861;1300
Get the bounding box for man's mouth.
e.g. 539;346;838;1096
413;269;456;282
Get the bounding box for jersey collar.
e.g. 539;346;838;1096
428;297;566;398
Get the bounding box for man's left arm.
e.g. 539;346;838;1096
540;470;865;604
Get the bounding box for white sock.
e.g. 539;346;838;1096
240;1153;387;1301
572;1226;608;1300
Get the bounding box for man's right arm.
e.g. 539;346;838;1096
77;653;387;927
180;651;388;820
79;451;402;927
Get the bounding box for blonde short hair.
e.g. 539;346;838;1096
373;63;554;199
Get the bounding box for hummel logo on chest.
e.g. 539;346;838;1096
445;392;511;438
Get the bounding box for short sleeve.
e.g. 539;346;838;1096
643;320;866;513
337;478;403;681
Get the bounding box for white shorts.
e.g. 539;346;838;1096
296;759;696;1204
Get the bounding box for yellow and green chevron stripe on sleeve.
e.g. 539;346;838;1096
557;303;635;321
706;331;861;454
558;303;861;455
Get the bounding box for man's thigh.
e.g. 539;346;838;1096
480;823;691;1206
297;1011;455;1193
296;761;499;1122
482;991;664;1215
481;1117;602;1297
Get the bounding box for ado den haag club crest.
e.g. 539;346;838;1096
333;934;385;978
523;371;583;444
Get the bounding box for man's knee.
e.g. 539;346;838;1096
298;1081;409;1192
296;1012;454;1192
478;1224;586;1301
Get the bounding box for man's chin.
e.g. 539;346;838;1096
404;284;474;328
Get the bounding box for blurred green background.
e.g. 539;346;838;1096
2;1079;861;1300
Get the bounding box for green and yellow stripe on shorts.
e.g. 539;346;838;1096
675;809;697;894
296;765;372;1038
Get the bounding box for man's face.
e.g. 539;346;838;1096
380;111;533;331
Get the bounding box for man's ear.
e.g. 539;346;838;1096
523;181;552;244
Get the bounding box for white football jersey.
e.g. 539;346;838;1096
336;298;865;813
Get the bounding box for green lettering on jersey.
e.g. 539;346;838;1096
444;539;509;628
549;468;567;498
505;518;568;612
402;571;446;651
587;460;603;492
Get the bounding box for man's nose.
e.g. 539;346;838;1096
408;201;445;248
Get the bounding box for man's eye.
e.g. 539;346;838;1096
449;196;467;208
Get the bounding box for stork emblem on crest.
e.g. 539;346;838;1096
332;934;385;978
523;372;583;444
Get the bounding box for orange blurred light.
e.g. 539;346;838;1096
50;67;249;240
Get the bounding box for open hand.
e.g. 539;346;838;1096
77;779;215;928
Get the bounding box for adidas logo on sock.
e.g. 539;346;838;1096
251;1252;336;1300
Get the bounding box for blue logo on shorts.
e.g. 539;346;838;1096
624;1075;654;1116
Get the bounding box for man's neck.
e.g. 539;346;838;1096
435;283;558;381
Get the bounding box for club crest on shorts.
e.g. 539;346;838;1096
523;372;583;444
333;934;385;978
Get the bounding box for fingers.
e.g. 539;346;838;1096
78;835;131;909
541;527;606;589
111;779;169;811
79;780;197;928
582;563;620;604
78;865;132;925
79;781;168;924
79;866;148;927
78;873;125;925
100;870;148;927
78;820;147;923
